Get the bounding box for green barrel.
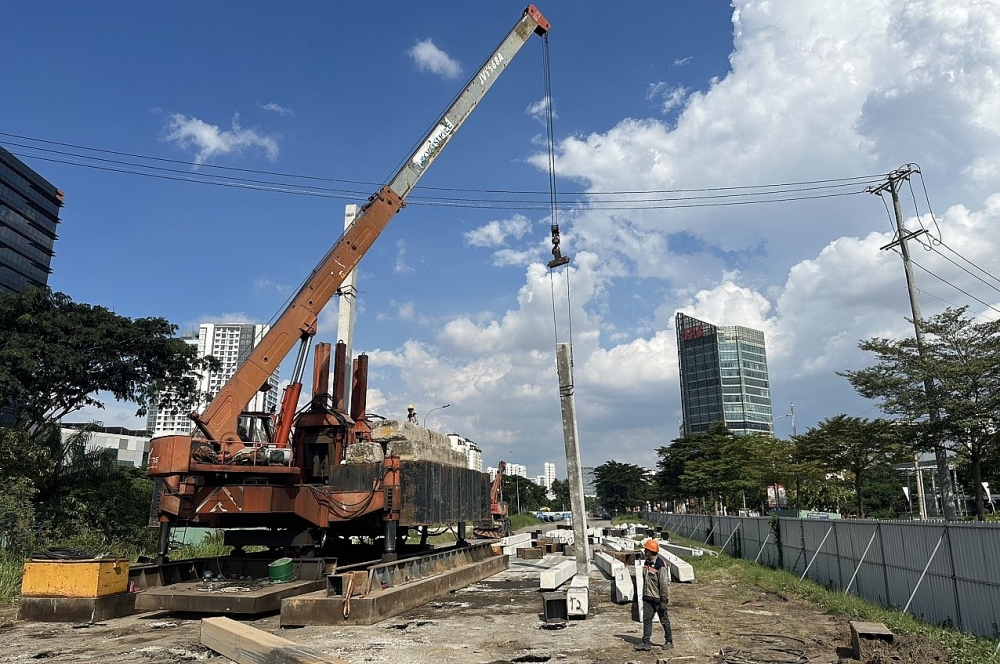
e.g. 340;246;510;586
268;557;294;583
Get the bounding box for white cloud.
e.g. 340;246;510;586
254;278;292;295
259;102;294;117
409;39;462;79
465;214;532;248
163;113;279;163
359;0;1000;473
525;96;556;124
394;238;414;274
647;82;690;113
87;1;1000;477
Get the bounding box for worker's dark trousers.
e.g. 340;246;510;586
641;598;672;645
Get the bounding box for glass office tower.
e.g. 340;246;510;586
0;145;63;294
676;312;773;435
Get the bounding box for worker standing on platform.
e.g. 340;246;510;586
406;404;417;424
636;539;673;651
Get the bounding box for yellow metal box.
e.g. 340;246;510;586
21;558;130;598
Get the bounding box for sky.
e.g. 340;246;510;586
3;1;1000;480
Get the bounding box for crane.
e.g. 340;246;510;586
475;461;512;539
147;6;550;562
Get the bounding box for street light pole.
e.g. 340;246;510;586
422;403;450;428
776;402;796;437
508;450;520;514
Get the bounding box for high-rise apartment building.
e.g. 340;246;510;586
675;312;773;435
506;463;528;479
0;145;63;294
543;461;556;490
446;433;483;471
147;323;280;435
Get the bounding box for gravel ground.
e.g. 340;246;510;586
1;535;948;663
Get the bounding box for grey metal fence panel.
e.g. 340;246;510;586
948;523;1000;637
799;520;838;587
639;512;1000;638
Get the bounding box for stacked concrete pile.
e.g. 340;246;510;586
345;420;468;468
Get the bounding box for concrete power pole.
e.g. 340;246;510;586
337;204;360;406
868;166;958;521
555;343;590;576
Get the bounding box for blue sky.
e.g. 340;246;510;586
4;1;1000;479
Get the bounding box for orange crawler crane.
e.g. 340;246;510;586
147;6;550;563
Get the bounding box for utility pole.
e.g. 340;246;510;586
868;166;957;521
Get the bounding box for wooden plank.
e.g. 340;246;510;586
200;616;347;664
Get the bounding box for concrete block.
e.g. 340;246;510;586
370;420;467;468
540;560;576;590
611;567;633;603
593;551;619;576
657;545;695;583
566;575;589;617
517;547;543;560
344;442;384;464
498;532;531;547
850;621;894;659
542;593;567;626
662;542;706;558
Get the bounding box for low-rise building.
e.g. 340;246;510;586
60;423;152;468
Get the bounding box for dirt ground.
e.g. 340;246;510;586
1;547;949;664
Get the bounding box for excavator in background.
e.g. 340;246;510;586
146;6;550;563
474;461;512;539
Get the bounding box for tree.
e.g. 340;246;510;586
656;424;769;514
0;288;216;438
0;425;157;553
593;460;649;514
841;307;1000;520
501;474;547;513
549;478;570;511
795;416;907;518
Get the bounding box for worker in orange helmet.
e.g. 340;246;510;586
636;538;672;651
406;404;418;424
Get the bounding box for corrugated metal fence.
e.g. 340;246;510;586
641;512;1000;638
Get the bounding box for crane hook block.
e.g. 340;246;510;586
547;224;570;269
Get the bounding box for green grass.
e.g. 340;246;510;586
509;512;540;531
671;532;999;664
0;551;22;605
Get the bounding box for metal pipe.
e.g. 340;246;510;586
800;526;833;581
721;521;742;553
382;519;398;562
844;528;878;595
754;532;771;565
903;530;945;614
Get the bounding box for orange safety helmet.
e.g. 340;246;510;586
643;539;659;554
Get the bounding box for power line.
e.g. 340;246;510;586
917;288;998;322
919;243;1000;298
910;258;1000;317
2;132;882;211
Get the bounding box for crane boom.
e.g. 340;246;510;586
192;6;549;445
